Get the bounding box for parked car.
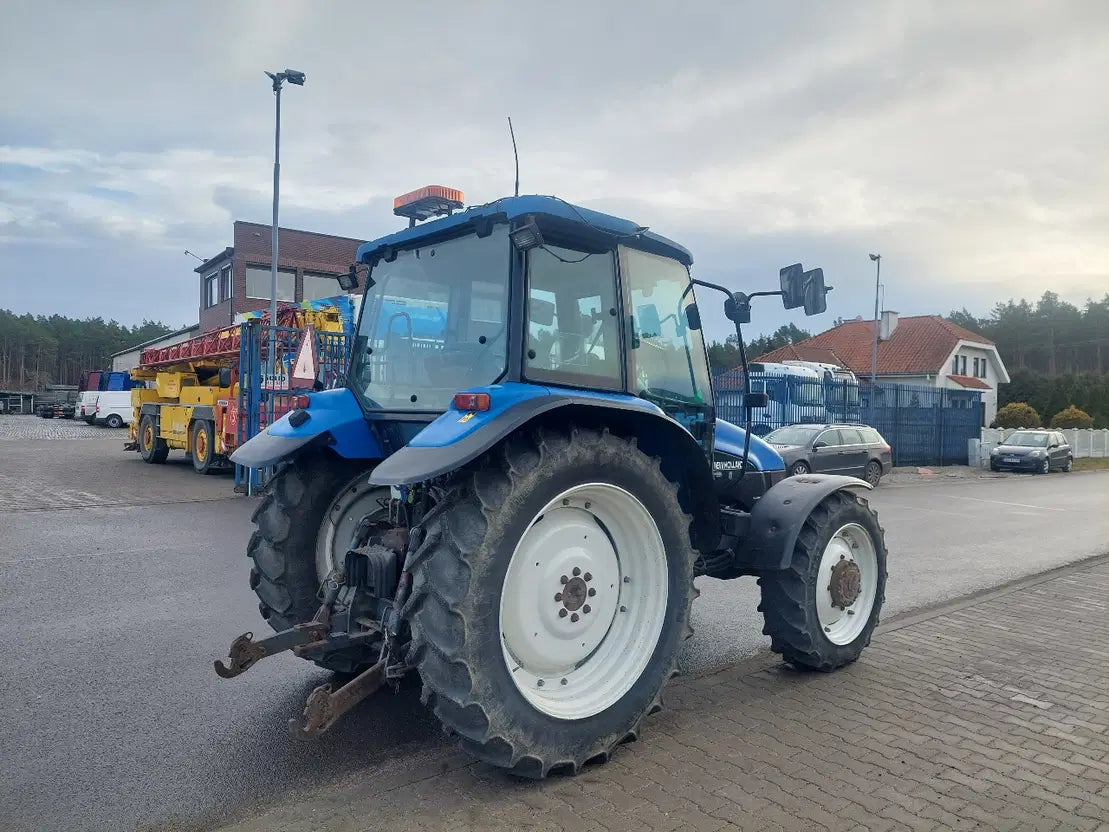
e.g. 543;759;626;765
990;430;1072;474
92;391;134;429
764;423;893;485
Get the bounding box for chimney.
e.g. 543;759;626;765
879;310;898;341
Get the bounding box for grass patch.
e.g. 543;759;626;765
1073;458;1109;472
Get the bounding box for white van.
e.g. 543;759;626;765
92;391;134;429
76;391;100;423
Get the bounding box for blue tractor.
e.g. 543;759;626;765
218;187;887;777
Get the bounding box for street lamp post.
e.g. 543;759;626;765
868;253;881;386
264;69;306;329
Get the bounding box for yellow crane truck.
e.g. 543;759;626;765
126;307;346;474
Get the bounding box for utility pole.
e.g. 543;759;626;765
869;253;881;385
264;69;306;328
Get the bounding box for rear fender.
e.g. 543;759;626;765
737;474;873;572
229;387;382;468
368;383;720;552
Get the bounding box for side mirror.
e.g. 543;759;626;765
779;264;805;309
684;303;702;331
723;292;751;324
337;265;359;292
637;303;662;338
743;391;768;409
813;440;828;450
802;268;829;316
529;298;556;327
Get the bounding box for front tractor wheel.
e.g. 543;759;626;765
758;490;886;671
406;426;696;778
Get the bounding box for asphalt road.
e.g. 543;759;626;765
2;434;1107;832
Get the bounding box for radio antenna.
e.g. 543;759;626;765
508;116;520;197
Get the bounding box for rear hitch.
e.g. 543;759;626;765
289;657;388;738
214;568;347;678
213;621;331;678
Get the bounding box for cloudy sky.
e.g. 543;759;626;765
1;0;1107;342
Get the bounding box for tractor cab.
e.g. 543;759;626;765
348;187;715;446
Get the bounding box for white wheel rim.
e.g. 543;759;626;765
499;483;669;720
316;477;389;582
816;522;878;645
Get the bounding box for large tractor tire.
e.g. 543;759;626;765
248;451;386;674
405;425;697;778
138;415;169;464
758;489;886;671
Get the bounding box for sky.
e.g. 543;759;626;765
1;0;1107;344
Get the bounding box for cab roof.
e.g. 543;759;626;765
355;194;693;267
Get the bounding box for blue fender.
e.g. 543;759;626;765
738;474;873;571
369;382;669;486
229;387;382;469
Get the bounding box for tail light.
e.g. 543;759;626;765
453;392;491;411
96;405;101;412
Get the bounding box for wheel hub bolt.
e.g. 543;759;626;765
571;613;579;623
560;575;569;585
583;605;591;614
587;588;596;597
554;593;562;602
572;567;581;577
537;679;544;687
559;608;568;618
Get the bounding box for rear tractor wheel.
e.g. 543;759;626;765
758;490;886;671
405;425;697;778
248;451;388;674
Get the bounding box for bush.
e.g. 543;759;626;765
993;402;1041;429
1050;404;1094;429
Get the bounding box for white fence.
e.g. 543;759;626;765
970;428;1109;467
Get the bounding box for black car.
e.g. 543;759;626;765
764;423;894;485
990;430;1072;474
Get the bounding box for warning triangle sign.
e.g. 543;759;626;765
290;324;318;388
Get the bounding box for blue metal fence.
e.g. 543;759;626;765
714;371;982;466
235;321;351;491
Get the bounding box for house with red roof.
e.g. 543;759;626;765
756;312;1009;425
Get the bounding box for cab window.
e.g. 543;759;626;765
525;246;622;388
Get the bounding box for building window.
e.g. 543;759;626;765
952;355;959;374
972;357;979;377
219;265;232;302
981;361;987;380
959;355;967;375
246;265;295;300
205;273;219;308
302;271;343;301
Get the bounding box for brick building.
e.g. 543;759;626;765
195;221;365;332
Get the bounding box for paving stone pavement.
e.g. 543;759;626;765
0;414;128;441
217;557;1109;832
